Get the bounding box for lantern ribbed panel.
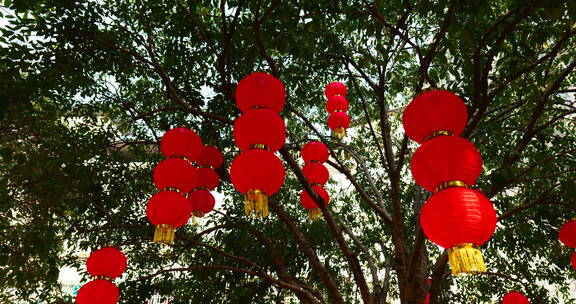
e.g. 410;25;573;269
328;112;351;130
302;162;329;185
410;136;482;192
324;81;347;97
420;187;497;249
300;186;330;209
233;108;287;152
160;127;203;161
502;291;530;304
188;189;216;215
86;247;127;279
326;95;349;113
196;145;224;169
195;167;220;191
559;220;576;248
230;149;285;195
75;279;119;304
235;72;285;113
146;191;191;229
153;158;197;193
302;141;329;164
402;90;468;144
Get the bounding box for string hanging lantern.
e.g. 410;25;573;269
231;72;286;218
146;191;192;244
300;141;330;220
502;291;531;304
324;81;350;139
324;81;347;98
160;127;203;161
302;162;329;186
403;89;497;275
76;247;127;304
328;112;351;139
301;141;329;164
187;189;216;218
152;158;197;193
300;185;330;220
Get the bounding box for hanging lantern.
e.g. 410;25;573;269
410;136;483;192
559;220;576;248
324;81;347;98
194;167;219;191
230;149;285;218
326;95;349;113
328;111;351;139
302;162;329;186
153;158;197;193
502;291;530;304
300;186;330;220
235;72;286;113
420;187;497;275
233;108;287;152
146;191;191;245
187;189;216;217
86;247;127;280
196;145;224;169
160;127;203;161
402;90;468;144
302;141;329;164
75;279;119;304
571;252;576;270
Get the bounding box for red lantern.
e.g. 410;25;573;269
420;187;497;275
188;189;216;217
410;136;482;192
230;149;285;218
160;127;203;161
194;167;219;191
302;141;329;164
300;186;330;220
146;191;191;245
326;95;349;113
235;72;286;113
559;220;576;248
196;145;224;169
402;90;468;144
233;109;287;152
571;252;576;270
86;247;127;279
328;112;351;139
153;158;197;193
75;279;119;304
324;81;347;97
302;162;329;186
502;291;530;304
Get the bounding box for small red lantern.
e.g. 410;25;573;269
571;252;576;270
160;127;203;161
502;291;530;304
302;162;329;186
235;72;286;113
146;191;191;244
300;186;330;220
75;279;119;304
302;141;329;164
559;220;576;248
196;145;224;169
420;187;497;275
410;136;482;192
324;81;347;98
328;112;351;139
153;158;197;193
233;108;287;152
187;189;216;217
326;95;349;113
402;90;468;144
230;149;285;218
86;247;127;279
194;167;219;191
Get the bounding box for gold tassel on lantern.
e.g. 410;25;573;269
308;208;322;220
448;243;486;275
153;224;175;245
334;127;346;139
245;189;269;218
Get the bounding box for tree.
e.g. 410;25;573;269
1;0;575;303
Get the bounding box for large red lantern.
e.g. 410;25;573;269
196;145;224;169
235;72;286;113
86;247;127;279
571;252;576;270
146;191;191;244
194;167;219;191
75;279;119;304
326;95;349;113
420;187;497;275
328;112;351;139
559;220;576;248
410;136;482;192
153;158;197;193
300;186;330;220
302;141;329;164
302;162;329;186
230;149;285;218
233;109;287;152
402;90;468;144
187;189;216;217
324;81;347;97
502;291;530;304
160;127;203;161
